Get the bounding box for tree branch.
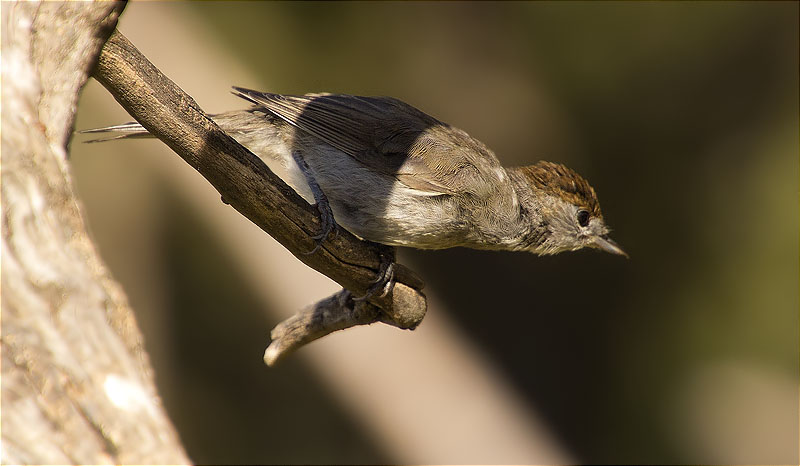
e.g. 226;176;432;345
90;31;428;364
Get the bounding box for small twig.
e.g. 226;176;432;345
264;290;381;366
91;30;427;363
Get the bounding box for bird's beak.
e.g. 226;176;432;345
593;235;628;258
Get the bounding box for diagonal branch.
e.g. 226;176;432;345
90;30;427;364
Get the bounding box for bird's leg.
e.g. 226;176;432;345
354;245;397;301
291;150;395;299
292;150;336;254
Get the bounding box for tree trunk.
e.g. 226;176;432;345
1;2;190;463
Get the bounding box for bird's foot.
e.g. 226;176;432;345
354;247;397;301
291;149;337;255
304;195;337;255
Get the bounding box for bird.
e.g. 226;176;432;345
84;87;626;292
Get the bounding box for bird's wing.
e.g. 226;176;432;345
231;87;501;196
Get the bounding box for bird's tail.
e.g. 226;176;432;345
79;121;153;143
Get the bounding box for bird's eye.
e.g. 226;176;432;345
577;209;590;227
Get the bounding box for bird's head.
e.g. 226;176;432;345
512;161;627;257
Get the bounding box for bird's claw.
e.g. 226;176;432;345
303;198;336;255
291;149;338;256
353;251;396;301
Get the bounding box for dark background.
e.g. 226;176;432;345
74;2;798;464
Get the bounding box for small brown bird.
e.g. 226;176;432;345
85;87;626;264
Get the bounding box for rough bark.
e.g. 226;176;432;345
1;2;190;463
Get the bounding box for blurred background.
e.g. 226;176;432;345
72;2;797;464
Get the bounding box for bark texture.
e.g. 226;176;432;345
1;2;190;463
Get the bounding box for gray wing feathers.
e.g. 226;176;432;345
233;87;388;157
231;87;469;195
